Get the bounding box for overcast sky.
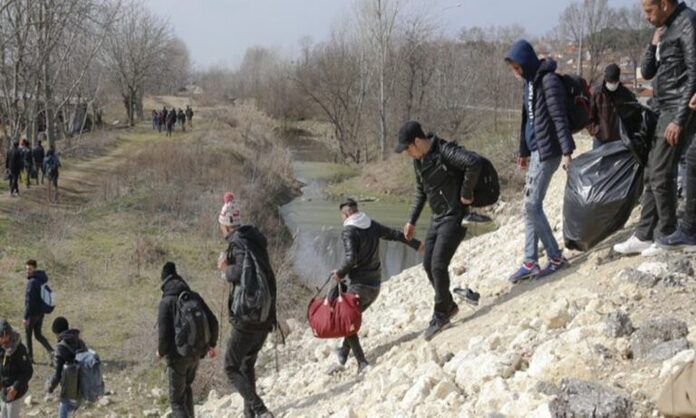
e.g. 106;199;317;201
147;0;641;69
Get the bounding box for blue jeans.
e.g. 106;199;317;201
59;399;79;418
524;151;562;262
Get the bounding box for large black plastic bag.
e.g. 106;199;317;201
563;140;644;251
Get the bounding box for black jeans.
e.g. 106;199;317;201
635;111;690;241
167;357;199;418
423;217;466;320
8;171;19;194
682;130;696;234
25;314;53;361
332;283;380;364
225;328;269;418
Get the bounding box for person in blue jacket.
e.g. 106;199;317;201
23;260;53;363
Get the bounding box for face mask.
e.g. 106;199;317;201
605;82;619;92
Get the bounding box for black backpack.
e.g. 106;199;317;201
230;248;273;325
471;156;500;208
173;291;211;358
556;73;592;133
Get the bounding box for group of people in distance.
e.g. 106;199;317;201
5;139;61;202
153;105;194;137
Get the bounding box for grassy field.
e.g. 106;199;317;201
0;99;308;416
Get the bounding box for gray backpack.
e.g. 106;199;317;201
59;342;105;402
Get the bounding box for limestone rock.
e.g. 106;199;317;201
631;318;689;360
646;338;690;362
615;268;659;288
605;311;634;338
542;299;573;330
659;349;696;379
549;379;633;418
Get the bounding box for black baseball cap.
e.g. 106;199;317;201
339;198;358;211
395;121;426;153
604;64;620;83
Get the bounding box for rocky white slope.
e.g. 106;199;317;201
196;141;696;418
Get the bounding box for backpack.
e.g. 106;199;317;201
45;156;59;179
230;248;273;325
173;291;212;358
59;342;105;402
557;73;592;133
40;283;56;314
471;156;500;208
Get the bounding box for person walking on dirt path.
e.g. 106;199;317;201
157;261;219;418
23;260;53;364
504;39;575;283
19;140;32;189
159;111;166;133
217;193;277;418
32;140;45;185
152;110;160;131
0;320;33;418
167;109;177;137
614;0;696;256
395;121;483;341
328;198;423;374
588;64;642;150
46;317;85;418
185;106;193;129
44;148;61;204
5;142;22;197
177;109;186;132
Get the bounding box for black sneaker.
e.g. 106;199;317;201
327;348;348;375
423;317;451;341
453;287;480;306
357;361;371;374
462;212;493;225
448;303;460;320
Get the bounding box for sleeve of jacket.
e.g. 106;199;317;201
336;228;358;278
519;107;531;157
408;162;426;225
587;91;601;137
200;298;219;348
13;345;33;395
640;44;658;81
675;23;696;127
542;74;575;155
24;280;37;320
157;299;174;357
48;347;66;392
375;221;421;250
441;144;483;201
225;244;245;284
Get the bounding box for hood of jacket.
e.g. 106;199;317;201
161;274;190;297
1;330;21;356
28;270;48;285
226;225;268;249
535;58;558;81
343;212;372;229
58;329;82;349
506;39;541;82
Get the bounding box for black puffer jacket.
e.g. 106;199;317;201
336;212;421;285
24;270;49;320
0;333;33;402
48;329;87;393
641;2;696;127
5;147;22;174
32;145;45;166
409;136;483;224
158;275;219;362
225;225;277;332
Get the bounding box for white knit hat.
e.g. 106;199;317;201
218;192;242;227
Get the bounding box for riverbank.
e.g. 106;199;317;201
0;98;309;417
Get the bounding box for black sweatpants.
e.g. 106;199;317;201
8;171;20;194
635;110;691;241
167;357;199;418
332;283;380;364
225;328;269;418
423;217;465;320
25;314;53;361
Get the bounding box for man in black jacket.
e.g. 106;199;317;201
588;64;642;149
396;121;483;341
0;320;33;418
47;317;85;418
5;142;22;196
615;0;696;256
505;39;574;284
329;198;423;373
157;262;219;418
217;194;275;418
23;260;53;364
32;140;45;185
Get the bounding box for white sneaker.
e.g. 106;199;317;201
641;243;665;257
613;235;652;255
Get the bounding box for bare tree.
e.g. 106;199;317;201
616;4;651;88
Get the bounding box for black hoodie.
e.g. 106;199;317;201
157;275;219;362
0;331;33;402
24;270;49;320
48;329;86;393
224;225;277;332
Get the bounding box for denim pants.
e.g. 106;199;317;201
524;151;562;262
59;399;79;418
0;396;22;418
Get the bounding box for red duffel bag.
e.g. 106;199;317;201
307;277;362;339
